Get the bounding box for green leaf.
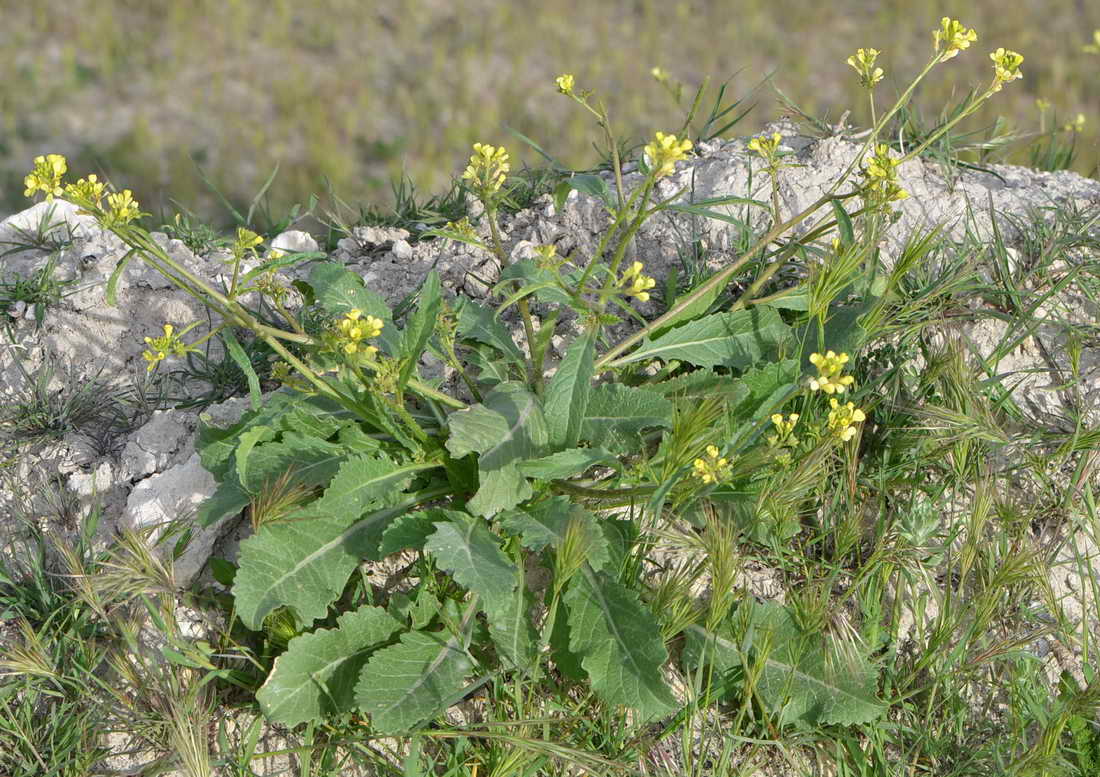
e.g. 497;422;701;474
683;601;884;728
564;568;677;719
831;199;854;247
554;174;613;210
423;513;518;613
582;384;672;455
356;629;473;734
499;497;610;571
445;383;548;517
454;297;524;365
238;436;345;495
104;247;138;307
379;510;447;556
308;262;399;354
517;448;618;480
196;473;250;527
487;574;537;669
222;328;263;410
399;271;441;389
612;306;789;369
233;425;277;490
544;329;596;450
649;370;750;403
257;605;401;726
233;455;417;629
731;359;800;428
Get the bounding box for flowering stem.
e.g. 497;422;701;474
486;209;541;392
596;190;849;370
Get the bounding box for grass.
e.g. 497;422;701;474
1;1;1097;228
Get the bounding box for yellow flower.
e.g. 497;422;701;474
1063;113;1086;133
861;145;909;204
747;131;783;162
651;66;670;83
692;444;732;484
234;227;263;256
555;74;575;95
534;243;565;270
643;131;693;179
63;174;105;207
101;189;142;228
809;351;856;394
828;399;866;442
1035;98;1051;114
444;216;478;241
933;17;977;62
462;142;510;196
335;308;384;357
989;48;1023;92
847;48;884;89
23;154;68;200
767;413;800;447
141;323;192;372
618;261;657;302
1083;30;1100;54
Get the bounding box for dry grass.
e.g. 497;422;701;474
2;1;1098;223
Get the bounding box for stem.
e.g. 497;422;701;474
487;208;542;392
596;191;842;370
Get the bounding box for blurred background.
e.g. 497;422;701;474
2;0;1098;230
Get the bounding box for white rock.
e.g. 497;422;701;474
271;229;319;254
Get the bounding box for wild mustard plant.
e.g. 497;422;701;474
13;15;1049;754
142;323;198;372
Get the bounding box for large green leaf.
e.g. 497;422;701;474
445;383;548;517
612;306;789;369
454;297;525;365
233;455;416;629
238;435;346;495
581;384;672;455
683;601;884;728
257;605;401;726
356;628;473;734
517;447;618;480
487;572;537;669
399;270;441;389
564;568;677;719
423;513;517;612
543;329;596;450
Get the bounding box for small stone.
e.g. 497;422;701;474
271;230;319;254
391;239;413;261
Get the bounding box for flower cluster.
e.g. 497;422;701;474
989;48;1024;92
534;243;566;271
861;144;909;204
23;154;67;200
462;143;510;197
100;190;143;228
747;132;783;164
767;413;800;447
334;309;384;357
63;175;105;207
692;445;732;485
933;17;977;62
828;399;866;442
443;217;478;242
142;323;192;372
847;48;884;89
809;351;855;394
1064;114;1086;133
232;227;263;260
643;131;693;179
617;261;656;302
555;73;575;95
